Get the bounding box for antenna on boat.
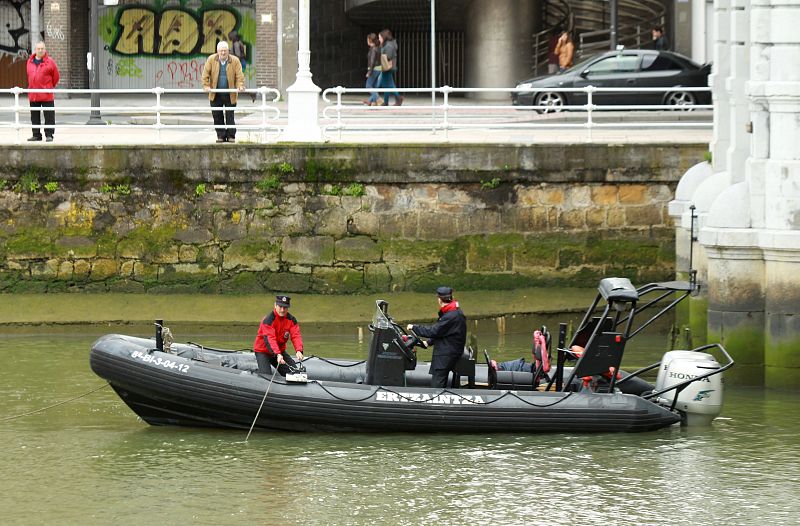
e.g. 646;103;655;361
688;205;698;291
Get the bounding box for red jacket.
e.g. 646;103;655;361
26;53;60;102
253;309;303;356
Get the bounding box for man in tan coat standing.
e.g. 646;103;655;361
201;40;245;143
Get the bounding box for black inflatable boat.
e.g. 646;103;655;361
90;277;733;433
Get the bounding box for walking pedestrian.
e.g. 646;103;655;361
25;41;60;142
377;29;403;106
364;33;382;106
201;41;245;143
253;295;305;378
406;287;467;388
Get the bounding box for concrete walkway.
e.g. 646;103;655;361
0;94;712;146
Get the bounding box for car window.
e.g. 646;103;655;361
642;54;683;71
585;55;640;75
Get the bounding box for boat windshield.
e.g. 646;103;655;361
372;301;392;330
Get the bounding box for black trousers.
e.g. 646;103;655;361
210;93;236;139
255;351;297;377
30;101;55;138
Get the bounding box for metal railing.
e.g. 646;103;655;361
0;87;282;145
322;85;712;141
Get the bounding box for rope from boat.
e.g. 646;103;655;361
308;381;575;408
0;383;109;422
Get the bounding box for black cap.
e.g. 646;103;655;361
436;286;453;301
275;295;291;307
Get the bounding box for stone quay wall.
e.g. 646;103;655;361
0;143;706;294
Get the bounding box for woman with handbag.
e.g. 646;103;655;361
377;29;403;106
364;33;382;106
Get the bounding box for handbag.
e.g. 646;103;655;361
380;53;393;72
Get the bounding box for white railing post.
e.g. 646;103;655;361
335;86;344;141
259;87;268;144
442;86;451;140
154;86;164;144
12;86;22;145
586;85;595;142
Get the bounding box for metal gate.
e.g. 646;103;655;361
395;31;464;88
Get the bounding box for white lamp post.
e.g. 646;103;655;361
280;0;323;142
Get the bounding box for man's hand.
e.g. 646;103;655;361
406;324;413;332
276;354;285;365
238;86;245;92
203;86;211;92
295;351;304;361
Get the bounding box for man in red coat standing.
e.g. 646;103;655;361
26;41;60;142
253;295;305;377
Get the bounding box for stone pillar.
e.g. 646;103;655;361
280;0;322;142
749;0;800;388
255;0;279;88
709;0;731;171
725;0;750;182
464;0;538;100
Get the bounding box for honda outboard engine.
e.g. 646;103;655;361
654;350;724;426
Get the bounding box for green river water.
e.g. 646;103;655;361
2;314;800;525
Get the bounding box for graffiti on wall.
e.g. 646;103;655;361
0;0;43;88
99;1;256;89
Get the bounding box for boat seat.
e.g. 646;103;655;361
451;347;476;388
569;332;626;389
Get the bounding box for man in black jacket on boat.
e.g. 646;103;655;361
407;286;467;388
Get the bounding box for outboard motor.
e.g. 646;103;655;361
654;350;724;426
365;300;417;386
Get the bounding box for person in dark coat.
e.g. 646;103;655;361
407;286;467;388
651;26;670;51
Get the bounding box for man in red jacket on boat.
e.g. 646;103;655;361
26;41;60;142
253;295;304;377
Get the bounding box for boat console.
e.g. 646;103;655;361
365;300;418;386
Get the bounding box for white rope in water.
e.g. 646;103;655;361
1;383;109;422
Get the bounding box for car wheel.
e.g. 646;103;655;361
535;92;565;114
665;90;696;110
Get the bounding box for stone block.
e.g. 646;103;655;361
223;239;280;271
540;187;564;205
58;260;73;279
607;208;626;227
559;209;586;229
264;272;311;293
335;236;382;263
420;213;463;239
618;185;647;204
564;186;592;208
347;211;379;236
364;263;392;291
626;205;663;227
282;236;334;266
312;267;364;294
217;222;247;242
315;207;349;236
591;185;618;206
55;236;96;258
586;208;606;228
378;213;414;238
153;246;180;264
175;228;213;244
134;262;158;279
91;259;118;280
73;259;91;278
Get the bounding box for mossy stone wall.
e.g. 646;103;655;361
0;143;706;293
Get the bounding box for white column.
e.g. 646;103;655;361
280;0;323;142
709;0;731;172
725;0;750;183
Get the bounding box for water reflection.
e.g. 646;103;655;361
2;329;799;525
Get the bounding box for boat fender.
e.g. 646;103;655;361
532;330;550;373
